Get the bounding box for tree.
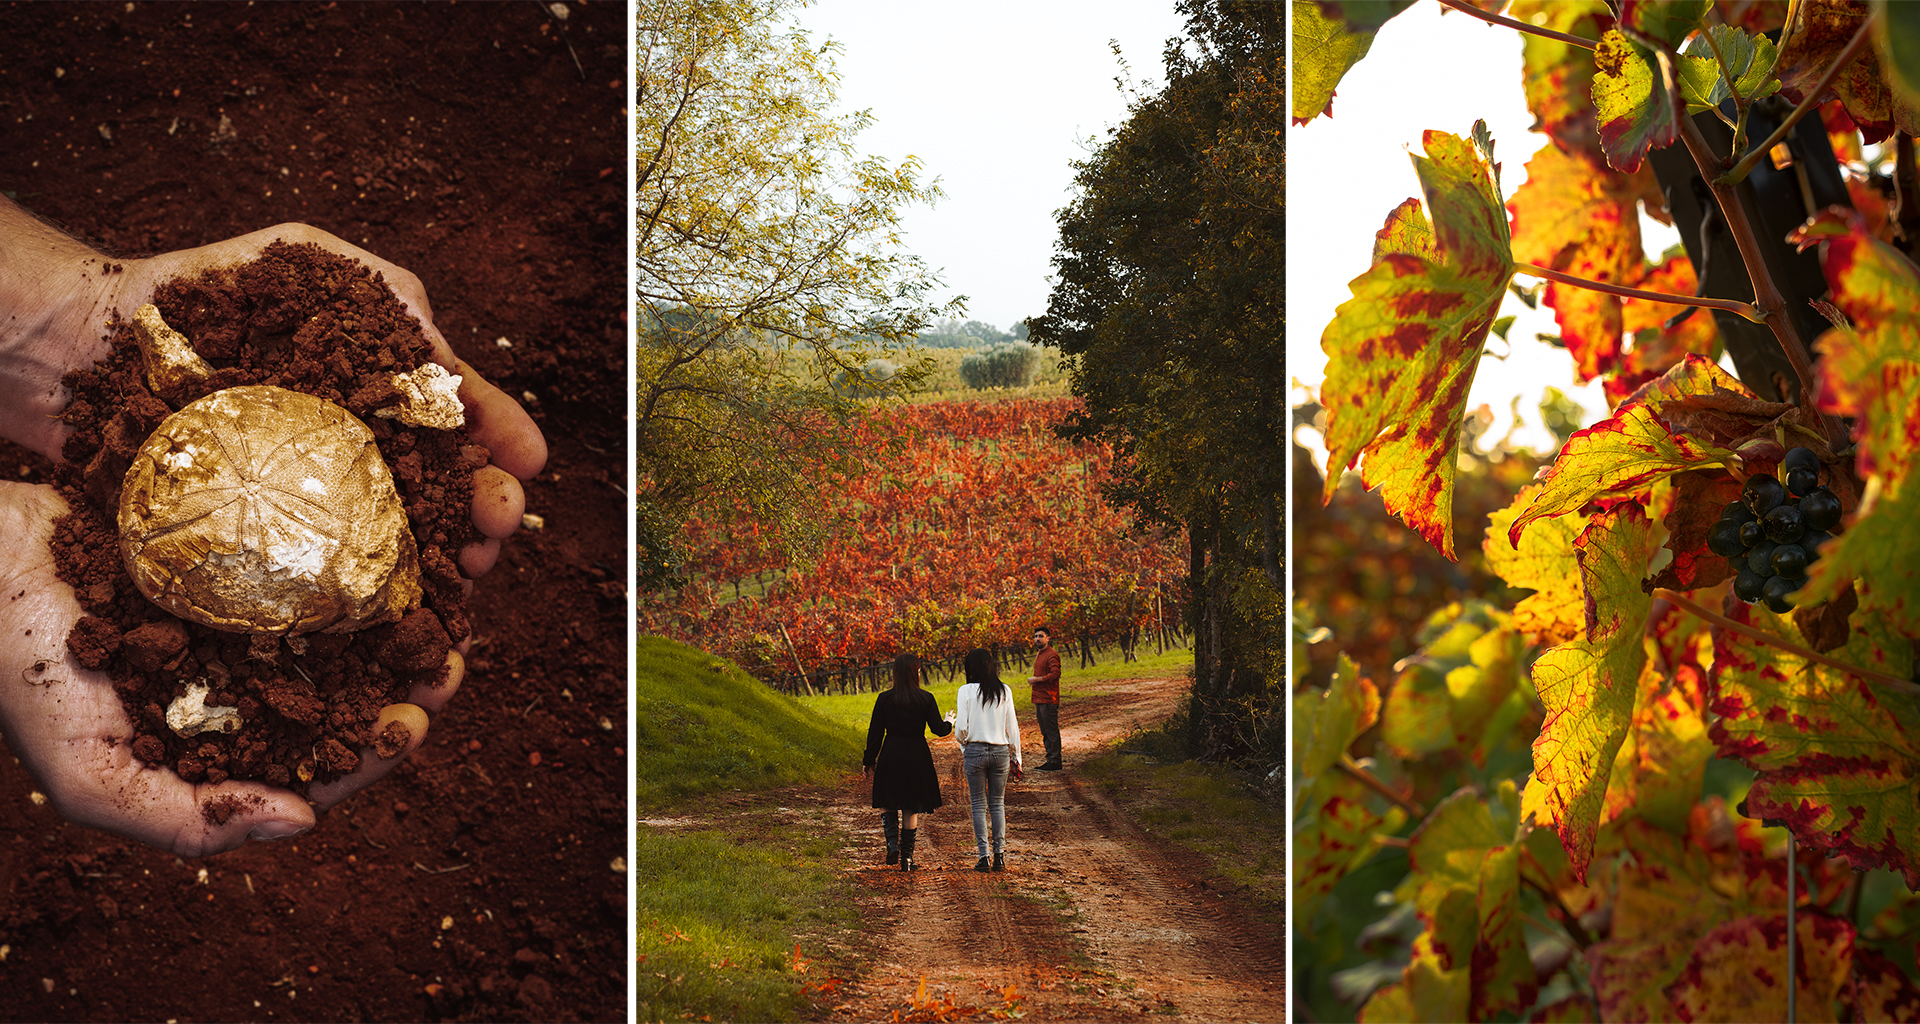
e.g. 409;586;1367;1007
1030;0;1283;762
637;0;953;583
958;341;1041;389
1294;2;1920;1020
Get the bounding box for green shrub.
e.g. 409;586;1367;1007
958;341;1041;389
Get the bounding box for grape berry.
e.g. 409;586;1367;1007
1711;447;1841;613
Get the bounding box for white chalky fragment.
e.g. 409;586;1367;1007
521;513;546;532
165;681;242;738
130;304;214;404
375;362;466;429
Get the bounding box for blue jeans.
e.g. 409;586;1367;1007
962;742;1009;858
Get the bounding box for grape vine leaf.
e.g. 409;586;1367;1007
1484;484;1590;646
1372;786;1536;1021
1872;0;1920;108
1776;0;1920;144
1298;651;1379;779
1665;914;1855;1022
1847;945;1920;1021
1521;502;1653;881
1506;356;1747;548
1609;251;1721;403
1591;28;1680;173
1357;931;1468;1023
1291;0;1414;125
1383;602;1526;763
1582;807;1799;1020
1642;468;1742;593
1511;0;1614;157
1320;126;1514;560
1294;770;1407;933
1617;0;1710;48
1676;24;1783;114
1709;601;1920;885
1796;212;1920;632
1600;608;1711;834
1507;145;1656;381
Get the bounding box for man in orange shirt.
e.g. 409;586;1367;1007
1028;626;1063;771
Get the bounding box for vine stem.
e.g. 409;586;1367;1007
1659;52;1830;413
1434;0;1596;49
1338;755;1428;818
1716;17;1876;187
1512;262;1766;321
1652;588;1920;695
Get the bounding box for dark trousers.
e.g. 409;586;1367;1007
1035;701;1061;764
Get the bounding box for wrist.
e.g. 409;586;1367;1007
0;199;132;458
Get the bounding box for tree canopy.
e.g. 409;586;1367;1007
1029;0;1284;758
636;0;952;582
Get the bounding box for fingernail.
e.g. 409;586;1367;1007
249;821;310;841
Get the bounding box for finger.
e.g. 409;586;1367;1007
471;465;525;539
459;536;502;579
408;651;464;714
448;357;548;481
305;703;429;812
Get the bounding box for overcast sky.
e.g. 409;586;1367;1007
791;0;1193;335
1291;2;1677;457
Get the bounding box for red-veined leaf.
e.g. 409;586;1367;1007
1663;913;1854;1023
1521;503;1653;881
1776;0;1920;144
1321;126;1515;560
1485;484;1590;646
1591;28;1679;173
1507;357;1746;548
1709;599;1920;885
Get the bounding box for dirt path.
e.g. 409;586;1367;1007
823;675;1286;1022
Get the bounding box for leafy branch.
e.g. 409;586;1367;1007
1715;17;1875;187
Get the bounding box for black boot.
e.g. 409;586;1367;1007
900;828;919;872
882;810;900;865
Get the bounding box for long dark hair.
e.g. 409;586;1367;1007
891;653;922;692
963;648;1007;706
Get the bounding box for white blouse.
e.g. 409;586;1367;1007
952;682;1023;768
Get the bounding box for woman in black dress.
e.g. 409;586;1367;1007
863;654;953;871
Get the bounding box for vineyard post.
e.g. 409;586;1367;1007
778;623;813;696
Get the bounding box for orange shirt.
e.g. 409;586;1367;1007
1031;645;1061;704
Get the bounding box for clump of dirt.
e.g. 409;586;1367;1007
51;241;476;795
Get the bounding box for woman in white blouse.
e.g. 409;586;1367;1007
952;647;1024;872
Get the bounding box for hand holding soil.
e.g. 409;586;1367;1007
0;197;547;856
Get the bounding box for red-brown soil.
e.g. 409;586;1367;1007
0;4;626;1021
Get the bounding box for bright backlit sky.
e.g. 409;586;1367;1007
1291;2;1678;458
791;0;1193;335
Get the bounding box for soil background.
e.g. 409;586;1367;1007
0;4;627;1022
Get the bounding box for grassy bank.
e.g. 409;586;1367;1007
635;636;865;1022
634;635;861;810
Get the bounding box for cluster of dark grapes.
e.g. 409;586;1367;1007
1708;447;1842;612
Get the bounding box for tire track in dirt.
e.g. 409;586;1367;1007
829;675;1284;1022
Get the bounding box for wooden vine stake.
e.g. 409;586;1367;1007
779;623;813;696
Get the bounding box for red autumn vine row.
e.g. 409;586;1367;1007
642;396;1187;677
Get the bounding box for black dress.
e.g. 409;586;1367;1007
863;688;953;813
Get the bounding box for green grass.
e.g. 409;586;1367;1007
635;813;860;1023
634;635;862;811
